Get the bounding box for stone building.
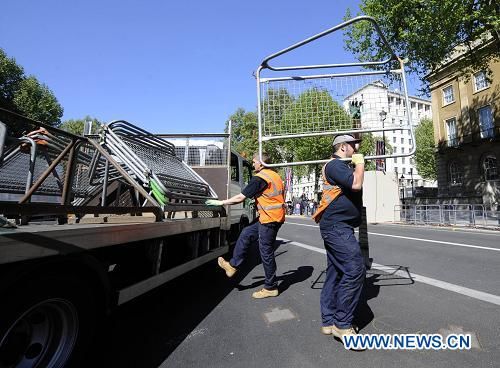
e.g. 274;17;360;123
427;35;499;205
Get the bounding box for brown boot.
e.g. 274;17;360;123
331;325;365;351
251;288;279;299
217;257;236;277
321;326;335;335
322;324;358;335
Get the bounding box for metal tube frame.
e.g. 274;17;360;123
256;15;416;168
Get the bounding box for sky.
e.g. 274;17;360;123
0;0;428;134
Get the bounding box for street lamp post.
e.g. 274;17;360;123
379;109;387;171
410;168;414;197
400;174;405;203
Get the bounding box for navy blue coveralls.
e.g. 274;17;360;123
319;155;365;329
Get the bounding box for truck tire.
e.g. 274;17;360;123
0;275;97;368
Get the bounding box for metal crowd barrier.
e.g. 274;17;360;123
0;110;222;224
394;204;500;228
98;120;217;204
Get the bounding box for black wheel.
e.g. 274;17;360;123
0;276;97;368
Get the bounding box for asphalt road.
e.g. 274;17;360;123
85;218;500;368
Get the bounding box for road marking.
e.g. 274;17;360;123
277;237;500;307
367;232;500;252
284;222;500;252
283;222;319;228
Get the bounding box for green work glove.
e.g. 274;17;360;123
205;199;224;206
351;153;365;165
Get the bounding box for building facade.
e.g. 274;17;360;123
343;81;434;189
427;39;499;205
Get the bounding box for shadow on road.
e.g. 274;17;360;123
236;264;314;294
309;263;414;331
82;237;311;368
83;243;269;368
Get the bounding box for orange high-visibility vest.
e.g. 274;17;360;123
254;169;286;224
312;159;343;223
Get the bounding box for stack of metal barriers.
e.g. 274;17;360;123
0;110;219;223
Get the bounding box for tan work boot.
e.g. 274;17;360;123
321;326;335;335
252;288;279;299
217;257;236;277
322;324;358;335
331;325;365;351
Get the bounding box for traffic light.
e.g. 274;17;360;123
349;100;363;119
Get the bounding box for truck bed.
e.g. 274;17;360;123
0;217;222;264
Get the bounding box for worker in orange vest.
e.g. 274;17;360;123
313;134;365;349
206;152;285;299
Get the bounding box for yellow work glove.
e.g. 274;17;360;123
351;153;365;166
205;199;224;206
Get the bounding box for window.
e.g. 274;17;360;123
393;136;396;143
445;117;458;147
402;147;405;153
401;137;404;144
399;119;403;126
402;157;406;164
402;168;406;174
394;158;397;163
392;118;395;125
394;147;398;154
409;138;413;145
478;105;494;138
482;155;498;181
449;161;463;186
230;153;239;182
243;161;253;185
474;71;489;92
442;85;455;105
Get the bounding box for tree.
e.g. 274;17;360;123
0;48;63;127
226;108;259;159
356;133;393;171
60;116;102;136
13;76;63;127
414;118;437;180
0;49;24;111
344;1;500;90
280;88;352;193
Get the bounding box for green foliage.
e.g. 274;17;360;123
280;88;350;162
358;133;393;171
60;116;102;136
13;77;63;126
226;108;259;159
0;49;24;110
344;1;500;90
227;88;398;190
414;118;437;180
0;48;63;126
261;88;294;133
358;133;377;170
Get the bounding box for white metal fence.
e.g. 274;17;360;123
394;204;500;228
